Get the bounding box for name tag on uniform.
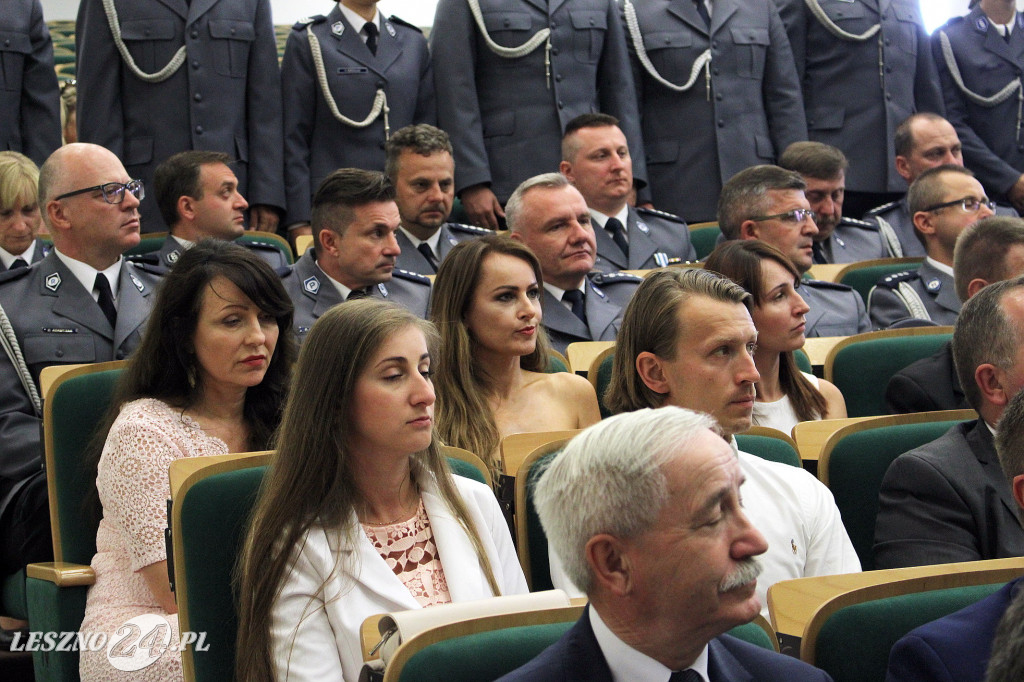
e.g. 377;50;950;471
338;67;369;75
41;327;77;334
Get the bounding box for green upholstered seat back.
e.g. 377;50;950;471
831;333;952;417
524;452;559;592
2;569;27;619
726;621;777;651
794;348;812;374
447;458;487;486
815;583;1004;682
690;225;722;260
179;465;267;682
735;434;802;468
594;352;615;419
840;263;922;306
546;353;569;374
827;419;967;570
50;367;123;564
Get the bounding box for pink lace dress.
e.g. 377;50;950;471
361;500;452;607
79;399;228;681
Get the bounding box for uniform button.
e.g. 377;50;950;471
715;93;722;101
55;349;64;358
555;74;563;82
551;47;559;55
191;30;199;39
713;68;720;75
885;66;892;73
230;27;236;35
589;18;595;25
376;80;385;88
886;93;892;101
3;40;9;47
717;120;724;128
558;101;564;109
144;29;151;36
194;93;202;102
379;142;386;150
116;350;126;360
550;21;556;29
504;19;511;26
711;41;718;49
191;59;200;69
885;38;891;46
195;125;204;134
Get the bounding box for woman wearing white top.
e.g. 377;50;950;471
706;240;846;434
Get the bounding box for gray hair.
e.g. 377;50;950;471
535;406;718;594
952;276;1024;410
717;165;806;240
506;173;570;233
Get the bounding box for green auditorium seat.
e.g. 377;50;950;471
836;257;925;306
688;222;722;260
737;427;802;468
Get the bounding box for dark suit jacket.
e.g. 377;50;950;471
886;577;1024;682
886;341;967;414
497;606;832;681
874;420;1024;569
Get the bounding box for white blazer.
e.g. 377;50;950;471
269;474;528;681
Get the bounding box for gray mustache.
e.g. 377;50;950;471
719;557;762;593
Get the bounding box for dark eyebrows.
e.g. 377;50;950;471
374;352;431;369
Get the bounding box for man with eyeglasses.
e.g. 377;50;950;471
718;164;871;337
0;144;159;628
868;165;995;329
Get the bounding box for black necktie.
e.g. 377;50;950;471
417;243;439;272
94;273;117;328
364;22;378;55
347;287;369;301
812;241;828;265
669;670;702;682
9;258;27;270
605;217;629;257
562;289;587;325
694;0;711;27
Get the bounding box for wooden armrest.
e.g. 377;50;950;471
26;562;96;587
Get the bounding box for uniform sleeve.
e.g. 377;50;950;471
20;0;61;165
798;469;862;576
867;285;912;330
771;0;806;81
243;0;285;210
281;28;318;225
413;35;437;126
912;17;945;118
97;407;186;571
0;351;42;481
75;0;126;156
873;453;984;569
886;634;957;682
762;2;808;158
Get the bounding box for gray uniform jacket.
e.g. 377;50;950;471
774;0;943;194
6;239;51;270
0;0;60;165
541;271;640;354
282;9;435;224
813;216;893;264
933;9;1024;199
430;0;647;204
0;252;158;487
75;0;284;233
592;206;695;273
280;250;431;342
800;278;871;337
874;419;1024;569
627;0;806;222
866;197;1018;258
146;235;290;275
867;259;960;329
394;223;494;274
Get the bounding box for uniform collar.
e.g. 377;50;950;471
54;249;123;303
338;3;380;37
589;205;630;231
924;256;954;278
0;240;35;268
543;280;586;310
316;261;361;300
399;226;442;253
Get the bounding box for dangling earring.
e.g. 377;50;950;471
187;363;197;390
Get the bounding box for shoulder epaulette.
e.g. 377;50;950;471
125;253;159;266
447;222;495;236
293;14;327;31
802;278;856;292
276;265;293;278
0;265;33;285
590;271;642;286
839;216;878;230
635;206;686;225
942;15;965;30
865;200;900;217
126;258;165;276
242;239;283;253
393;268;431;285
876;270;920;290
388;15;424;33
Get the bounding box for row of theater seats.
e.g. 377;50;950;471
12;327;988;681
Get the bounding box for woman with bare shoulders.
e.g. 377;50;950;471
431;235;600;480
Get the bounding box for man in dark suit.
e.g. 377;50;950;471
560;114;695;272
886;216;1024;414
0;143;160;615
386;124;493;275
507;173;639;355
874;275;1024;568
497;407;830;682
884;385;1024;682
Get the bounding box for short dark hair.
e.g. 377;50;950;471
906;164;975;216
311;169;396;253
952;276;1024;410
895;112;949;158
717;165;806;239
384;124;453;183
562;113;621;162
154;150;233;229
954;217;1024;302
778;141;848;181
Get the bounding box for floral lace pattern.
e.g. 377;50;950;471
362;500;451;607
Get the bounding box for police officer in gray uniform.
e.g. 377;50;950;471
624;0;806;223
780;141;898;263
506;172;640;354
0;144;160;582
75;0;284;234
1;0;61;167
429;0;647;231
868;165;995;329
146;151;291;275
282;1;435;233
279;169;430;342
772;0;943;218
559;113;695;273
719;164;871;337
385;124;494;274
932;1;1024;212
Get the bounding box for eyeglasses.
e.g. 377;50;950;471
922;196;996;214
54;179;145;205
749;208;815;224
